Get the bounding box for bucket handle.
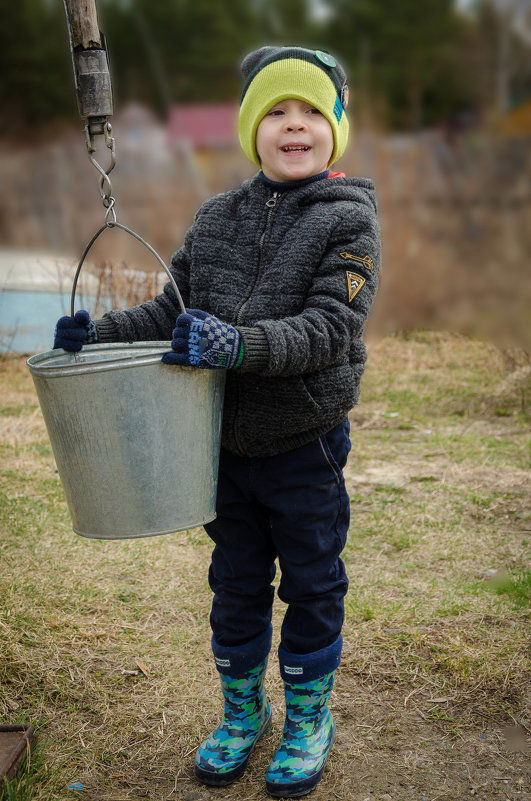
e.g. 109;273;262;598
70;221;186;317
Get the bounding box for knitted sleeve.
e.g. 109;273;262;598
95;224;193;343
240;202;380;376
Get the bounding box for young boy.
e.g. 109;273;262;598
55;46;380;798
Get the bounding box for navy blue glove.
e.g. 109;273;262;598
161;309;244;369
54;310;98;352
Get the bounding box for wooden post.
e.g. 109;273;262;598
64;0;103;50
63;0;113;124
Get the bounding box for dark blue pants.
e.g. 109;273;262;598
204;419;351;655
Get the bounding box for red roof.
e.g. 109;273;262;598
167;104;239;148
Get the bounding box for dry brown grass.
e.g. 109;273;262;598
1;333;529;800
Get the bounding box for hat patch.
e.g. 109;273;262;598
333;95;343;122
346;272;366;302
314;50;336;68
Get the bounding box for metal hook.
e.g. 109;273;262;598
85;120;117;215
84;121;116;169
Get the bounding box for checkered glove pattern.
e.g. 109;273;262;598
54;310;99;352
161;309;244;369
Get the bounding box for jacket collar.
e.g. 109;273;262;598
257;170;330;190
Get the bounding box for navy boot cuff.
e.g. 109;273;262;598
212;625;273;677
278;635;342;683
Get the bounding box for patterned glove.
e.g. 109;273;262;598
161;309;244;369
54;310;99;352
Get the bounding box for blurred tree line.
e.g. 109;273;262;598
0;0;529;137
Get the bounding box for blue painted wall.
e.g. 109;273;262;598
0;290;80;354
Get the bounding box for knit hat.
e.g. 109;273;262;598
238;46;349;167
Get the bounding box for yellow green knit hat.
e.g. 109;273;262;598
239;46;349;167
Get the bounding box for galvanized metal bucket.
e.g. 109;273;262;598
27;343;225;539
27;221;225;540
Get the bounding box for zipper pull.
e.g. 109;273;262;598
265;191;279;208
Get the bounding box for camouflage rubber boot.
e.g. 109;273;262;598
195;658;272;786
266;670;336;798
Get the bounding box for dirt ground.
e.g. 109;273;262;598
151;684;530;801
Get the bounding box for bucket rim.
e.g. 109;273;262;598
26;341;190;377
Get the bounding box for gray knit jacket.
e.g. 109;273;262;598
95;174;380;457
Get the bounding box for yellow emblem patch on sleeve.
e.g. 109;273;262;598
346;272;365;302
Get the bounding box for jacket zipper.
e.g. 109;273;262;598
233;190;280;454
235;191;279;326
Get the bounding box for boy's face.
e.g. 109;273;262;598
256;98;334;183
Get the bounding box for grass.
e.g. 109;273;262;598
0;331;530;800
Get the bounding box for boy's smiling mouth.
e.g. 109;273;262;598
280;144;311;153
